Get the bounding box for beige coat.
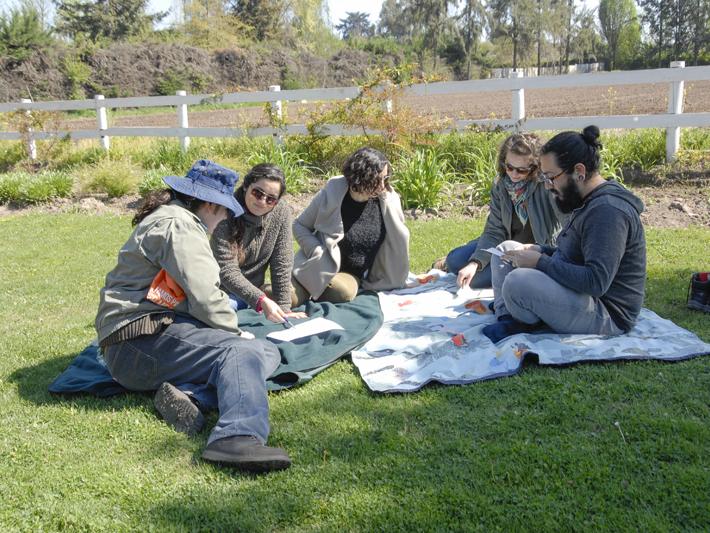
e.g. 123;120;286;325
292;176;410;299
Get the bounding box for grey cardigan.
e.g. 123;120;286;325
471;177;563;269
292;176;410;299
211;200;294;311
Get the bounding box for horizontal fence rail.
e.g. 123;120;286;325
1;62;709;162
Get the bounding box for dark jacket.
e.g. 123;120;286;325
537;180;646;332
472;178;563;270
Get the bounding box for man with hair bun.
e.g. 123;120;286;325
483;125;647;343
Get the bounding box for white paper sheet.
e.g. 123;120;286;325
266;317;344;342
482;247;504;257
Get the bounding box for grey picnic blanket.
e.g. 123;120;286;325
351;271;710;393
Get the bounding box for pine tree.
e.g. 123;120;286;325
0;6;54;66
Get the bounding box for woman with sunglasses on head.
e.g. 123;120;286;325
434;132;563;289
212;163;306;324
292;147;410;305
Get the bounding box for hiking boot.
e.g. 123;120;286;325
687;272;710;313
154;382;205;436
201;435;291;473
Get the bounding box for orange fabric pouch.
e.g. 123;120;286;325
146;269;186;309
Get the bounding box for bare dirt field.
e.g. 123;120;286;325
61;80;710;130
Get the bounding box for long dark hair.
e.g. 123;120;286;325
541;125;603;176
227;164;287;263
342;147;391;195
132;189;204;226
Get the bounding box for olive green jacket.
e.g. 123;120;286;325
95;200;239;343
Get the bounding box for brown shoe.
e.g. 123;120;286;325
431;257;448;272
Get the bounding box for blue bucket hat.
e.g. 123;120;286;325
163;160;244;217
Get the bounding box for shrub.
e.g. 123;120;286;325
603;129;665;173
138;168;168;196
0;171;73;204
0;141;26;173
247;139;317;194
140;139;203;174
77;159;142;198
393;149;455;209
682;128;710;151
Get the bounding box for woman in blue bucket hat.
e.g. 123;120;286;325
95;160;291;473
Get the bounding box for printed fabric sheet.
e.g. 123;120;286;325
351;271;710;393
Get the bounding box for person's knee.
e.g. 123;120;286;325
502;269;551;312
320;273;358;303
221;339;280;379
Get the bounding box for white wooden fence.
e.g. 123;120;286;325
1;61;709;162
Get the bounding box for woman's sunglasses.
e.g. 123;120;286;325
250;186;279;206
504;162;535;176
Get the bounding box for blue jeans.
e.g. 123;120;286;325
228;294;249;311
445;238;492;288
103;315;281;445
491;240;624;335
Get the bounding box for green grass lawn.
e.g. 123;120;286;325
1;213;709;531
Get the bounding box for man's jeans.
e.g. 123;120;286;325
103;315;281;445
445;238;492;288
491;240;623;336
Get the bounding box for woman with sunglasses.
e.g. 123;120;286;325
292;147;410;305
212;163;306;323
434;132;563;289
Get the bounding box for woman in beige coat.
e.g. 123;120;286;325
292;147;410;305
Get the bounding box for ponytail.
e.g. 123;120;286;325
541;125;602;175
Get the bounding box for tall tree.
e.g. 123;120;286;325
228;0;287;40
54;0;166;41
572;6;603;65
404;0;457;68
598;0;640;70
335;11;374;40
378;0;413;39
0;5;54;66
690;0;710;65
638;0;671;66
457;0;487;79
489;0;536;70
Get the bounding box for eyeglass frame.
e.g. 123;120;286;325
537;168;567;185
504;161;536;176
249;185;280;206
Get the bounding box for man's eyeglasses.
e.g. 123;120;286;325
504;162;535;176
538;169;567;185
250;186;279;206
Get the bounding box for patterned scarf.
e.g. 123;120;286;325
502;175;531;227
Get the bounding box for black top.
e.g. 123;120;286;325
510;210;535;245
338;192;386;279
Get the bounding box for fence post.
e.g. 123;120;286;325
268;85;283;145
20;98;37;160
509;71;525;130
176;90;190;152
95;94;110;151
666;61;685;163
